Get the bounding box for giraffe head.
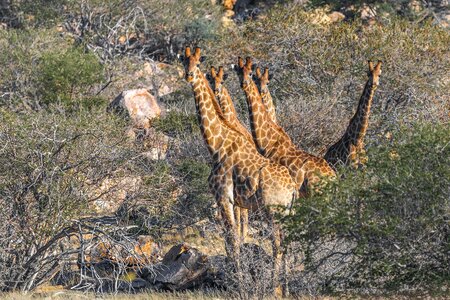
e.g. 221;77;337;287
206;66;229;96
368;60;382;86
180;46;206;83
254;67;273;92
233;57;254;88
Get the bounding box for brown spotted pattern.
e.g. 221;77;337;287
182;47;296;295
254;66;277;124
324;61;382;169
235;57;335;194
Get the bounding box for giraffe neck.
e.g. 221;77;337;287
243;81;272;148
191;68;226;154
217;86;238;122
345;78;377;146
260;86;277;124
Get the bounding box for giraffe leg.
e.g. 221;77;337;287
209;167;240;260
240;207;248;242
267;209;283;297
234;205;241;241
218;196;239;259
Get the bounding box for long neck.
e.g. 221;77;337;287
218;86;254;143
345;78;377;146
260;86;277;124
243;81;271;148
191;68;226;154
217;86;238;122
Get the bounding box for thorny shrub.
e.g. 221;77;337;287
284;123;450;294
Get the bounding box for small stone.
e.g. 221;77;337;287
131;278;150;289
328;11;345;23
108;89;161;129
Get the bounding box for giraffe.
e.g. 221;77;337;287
254;66;277;124
181;47;296;295
206;65;251;240
206;66;254;143
324;61;382;169
234;57;335;194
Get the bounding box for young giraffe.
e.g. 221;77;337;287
254;66;277;124
324;61;382;169
234;57;335;193
181;47;296;295
207;65;251;240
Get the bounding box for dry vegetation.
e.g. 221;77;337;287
0;0;449;298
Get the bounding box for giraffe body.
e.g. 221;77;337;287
324;61;382;169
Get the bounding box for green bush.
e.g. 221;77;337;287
0;29;105;110
38;46;104;106
153;110;200;137
284;123;449;293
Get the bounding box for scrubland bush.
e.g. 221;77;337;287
60;0;223;61
0;0;448;296
0;108;135;291
205;5;449;152
284;123;449;293
38;46;104;106
0;29;106;110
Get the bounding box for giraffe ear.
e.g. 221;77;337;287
268;73;274;80
368;60;374;72
205;73;213;82
375;61;382;74
199;56;206;63
222;73;229;81
255;67;262;78
177;54;185;62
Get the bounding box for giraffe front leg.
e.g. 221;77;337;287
240;207;248;242
267;209;283;297
218;197;238;259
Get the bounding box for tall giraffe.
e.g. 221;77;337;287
181;47;296;295
254;66;277;124
324;61;382;169
207;66;253;143
234;57;335;193
207;65;251;240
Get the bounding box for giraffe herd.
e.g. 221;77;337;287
180;46;382;296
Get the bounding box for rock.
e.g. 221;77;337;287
360;4;376;20
109;88;161;129
223;0;237;10
328;11;345;23
309;9;345;25
131;278;151;290
137;61;176;98
139;243;210;291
